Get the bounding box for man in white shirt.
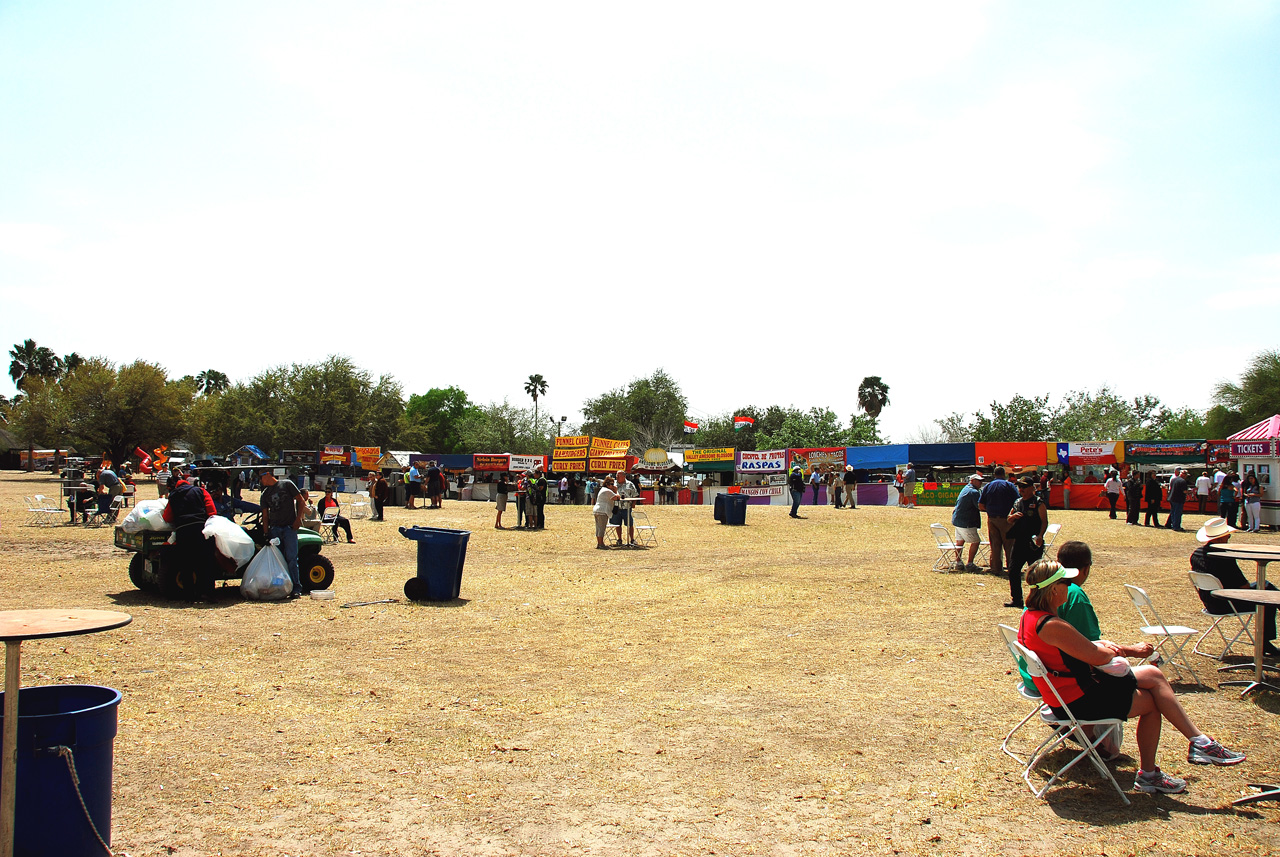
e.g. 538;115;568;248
1196;470;1213;514
615;470;639;545
1103;470;1122;519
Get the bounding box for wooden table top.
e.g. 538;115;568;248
0;609;132;642
1209;550;1279;563
1209;542;1280;555
1213;589;1280;607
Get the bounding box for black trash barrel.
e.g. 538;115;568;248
713;492;726;523
0;684;121;857
724;493;749;525
399;526;470;600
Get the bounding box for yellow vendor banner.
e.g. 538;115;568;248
554;460;587;473
555;434;590;450
589;437;631;456
353;446;381;471
684;447;735;464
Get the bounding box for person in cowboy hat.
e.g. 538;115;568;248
842;464;858;510
1190;518;1279;658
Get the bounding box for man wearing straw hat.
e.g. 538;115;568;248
1190;517;1280;659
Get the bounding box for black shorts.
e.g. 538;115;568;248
406;482;421;497
1052;670;1136;722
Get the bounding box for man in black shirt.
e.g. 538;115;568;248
1191;518;1278;658
1167;468;1189;532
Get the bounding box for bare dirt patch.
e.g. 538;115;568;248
2;471;1278;856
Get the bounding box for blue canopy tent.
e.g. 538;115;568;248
906;443;976;467
844;444;909;470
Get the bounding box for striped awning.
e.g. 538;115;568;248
1227;414;1280;441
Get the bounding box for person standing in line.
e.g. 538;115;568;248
808;466;822;505
1061;471;1073;510
1003;477;1048;608
1218;473;1239;529
156;462;172;498
831;469;844;508
951;473;984;571
593;476;618;549
370;472;389;521
788;466;806;518
1038;469;1051;506
1104;470;1122;519
514;471;529;529
404;464;421;509
558;475;569;504
1124;469;1144;525
530;466;548;529
1241;472;1263;533
494;472;511;529
1166;468;1189;532
260;469;306;598
1143;471;1163;528
978;466;1019;577
1195;470;1213;515
615;470;639;546
902;462;918;509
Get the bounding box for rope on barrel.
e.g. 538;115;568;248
54;745;114;855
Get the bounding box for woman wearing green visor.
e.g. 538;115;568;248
1018;560;1244;794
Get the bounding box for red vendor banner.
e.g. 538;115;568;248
473;454;511;471
788;447;846;470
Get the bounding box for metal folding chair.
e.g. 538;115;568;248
26;495;62;527
1042;523;1063;551
929;523;961;571
997;625;1056;765
1124;584;1202;686
1188;571;1255;660
86;495;125;528
632;510;658;547
348;491;371;520
320;510;342;543
1012;639;1130;805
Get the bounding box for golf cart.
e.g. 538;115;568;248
114;464;335;598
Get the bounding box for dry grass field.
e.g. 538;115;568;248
3;470;1279;856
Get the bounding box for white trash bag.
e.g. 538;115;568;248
202;515;256;568
121;499;172;533
240;538;293;601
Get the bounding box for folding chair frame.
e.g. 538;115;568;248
1042;523;1063;551
632;510;658;547
85;495;125;528
997;625;1055;765
320;511;342;543
1188;571;1254;661
1012;638;1130;806
1124;584;1202;686
930;524;962;571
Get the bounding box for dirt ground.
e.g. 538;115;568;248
3;470;1279;856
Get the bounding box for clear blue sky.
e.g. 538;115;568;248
2;1;1277;439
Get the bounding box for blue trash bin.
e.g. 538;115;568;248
399;526;470;601
713;492;726;523
724;493;749;525
0;684;121;857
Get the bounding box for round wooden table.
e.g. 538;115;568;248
0;609;132;857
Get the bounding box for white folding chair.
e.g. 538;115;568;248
1042;523;1063;551
27;495;61;526
348;491;371;520
320;510;342;543
929;523;962;571
1188;571;1255;661
632;510;658;547
997;624;1056;764
86;495;125;528
1124;584;1202;686
1012;639;1130;805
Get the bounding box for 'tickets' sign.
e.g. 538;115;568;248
1231;440;1275;458
737;448;786;472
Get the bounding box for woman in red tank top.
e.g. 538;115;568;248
1018;560;1244;793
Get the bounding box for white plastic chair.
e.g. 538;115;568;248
997;624;1056;764
632;510;658;547
929;523;962;571
1012;639;1130;805
1124;584;1202;686
1042;523;1063;550
348;491;371;520
1187;571;1255;661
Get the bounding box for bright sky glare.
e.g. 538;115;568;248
1;1;1277;440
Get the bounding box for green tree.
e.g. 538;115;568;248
8;339;62;390
61;352;83;375
1151;406;1207;440
847;413;883;445
8;376;70;457
399;386;478;453
933;412;974;443
581;369;688;453
195;369;231;396
757;407;847;450
57;358;191;467
857;376;891;438
1214;349;1280;428
971;394;1053;442
1049;386;1145;440
203;368;288;454
456;400;548;454
1204;404;1246;440
524;374;548;425
274;356;403;450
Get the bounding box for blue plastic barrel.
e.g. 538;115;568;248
713;493;726;523
0;684;121;857
724;493;749;525
399;526;470;600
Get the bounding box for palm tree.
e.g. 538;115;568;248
524;374;548;424
8;339;62;390
857;376;891;427
61;352;83;375
195;369;231;396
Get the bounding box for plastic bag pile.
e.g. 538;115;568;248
120;499;172;533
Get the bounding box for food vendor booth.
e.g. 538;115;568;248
1227;415;1279;529
586;437;631;476
906;443;976;506
843;443;909;505
1121;440;1208;512
684;447;736;504
1059;442;1125;510
784;447;848;505
632;448;689;505
735;448;788;505
470;454;511;501
550;435;589;479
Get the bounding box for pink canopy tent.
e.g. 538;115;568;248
1227;414;1280;441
